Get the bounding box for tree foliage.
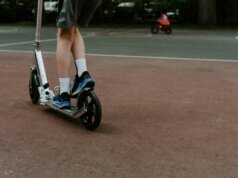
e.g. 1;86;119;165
0;0;237;25
198;0;216;25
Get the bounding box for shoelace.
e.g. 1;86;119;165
54;86;60;91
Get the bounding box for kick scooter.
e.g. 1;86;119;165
29;0;102;131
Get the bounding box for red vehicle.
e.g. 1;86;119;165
151;12;172;35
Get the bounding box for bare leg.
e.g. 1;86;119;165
71;27;88;77
56;25;77;78
71;27;85;60
53;26;77;107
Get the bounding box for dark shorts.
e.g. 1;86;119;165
57;0;101;29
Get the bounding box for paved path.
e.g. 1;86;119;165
0;50;238;177
0;26;237;60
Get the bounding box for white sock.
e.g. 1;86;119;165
75;58;87;77
59;77;70;94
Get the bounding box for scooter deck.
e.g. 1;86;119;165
42;101;87;119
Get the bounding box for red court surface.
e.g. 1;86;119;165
0;51;238;177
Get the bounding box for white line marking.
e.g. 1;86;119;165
0;39;56;47
0;27;18;33
0;49;237;63
235;36;238;40
87;53;238;63
0;33;93;47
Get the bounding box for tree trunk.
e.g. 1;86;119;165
134;0;143;21
198;0;216;26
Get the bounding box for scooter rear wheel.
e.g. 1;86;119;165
78;90;102;131
151;25;159;34
29;65;40;104
164;27;172;35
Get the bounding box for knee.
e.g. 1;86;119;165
58;25;77;42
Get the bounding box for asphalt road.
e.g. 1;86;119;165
1;51;238;178
1;25;238;178
0;25;237;60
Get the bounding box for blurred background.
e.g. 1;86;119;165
0;0;237;27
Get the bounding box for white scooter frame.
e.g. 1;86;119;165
29;0;102;130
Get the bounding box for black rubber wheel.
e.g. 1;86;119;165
165;27;172;35
78;90;102;131
151;25;159;34
29;65;40;104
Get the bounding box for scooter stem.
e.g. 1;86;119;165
35;0;43;47
33;0;52;103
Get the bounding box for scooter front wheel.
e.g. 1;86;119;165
29;65;40;104
78;90;102;131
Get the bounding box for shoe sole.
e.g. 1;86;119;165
53;101;71;109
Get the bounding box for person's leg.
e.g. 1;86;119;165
56;25;78;96
56;26;76;78
71;27;85;60
70;27;95;96
71;27;88;77
53;25;77;109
